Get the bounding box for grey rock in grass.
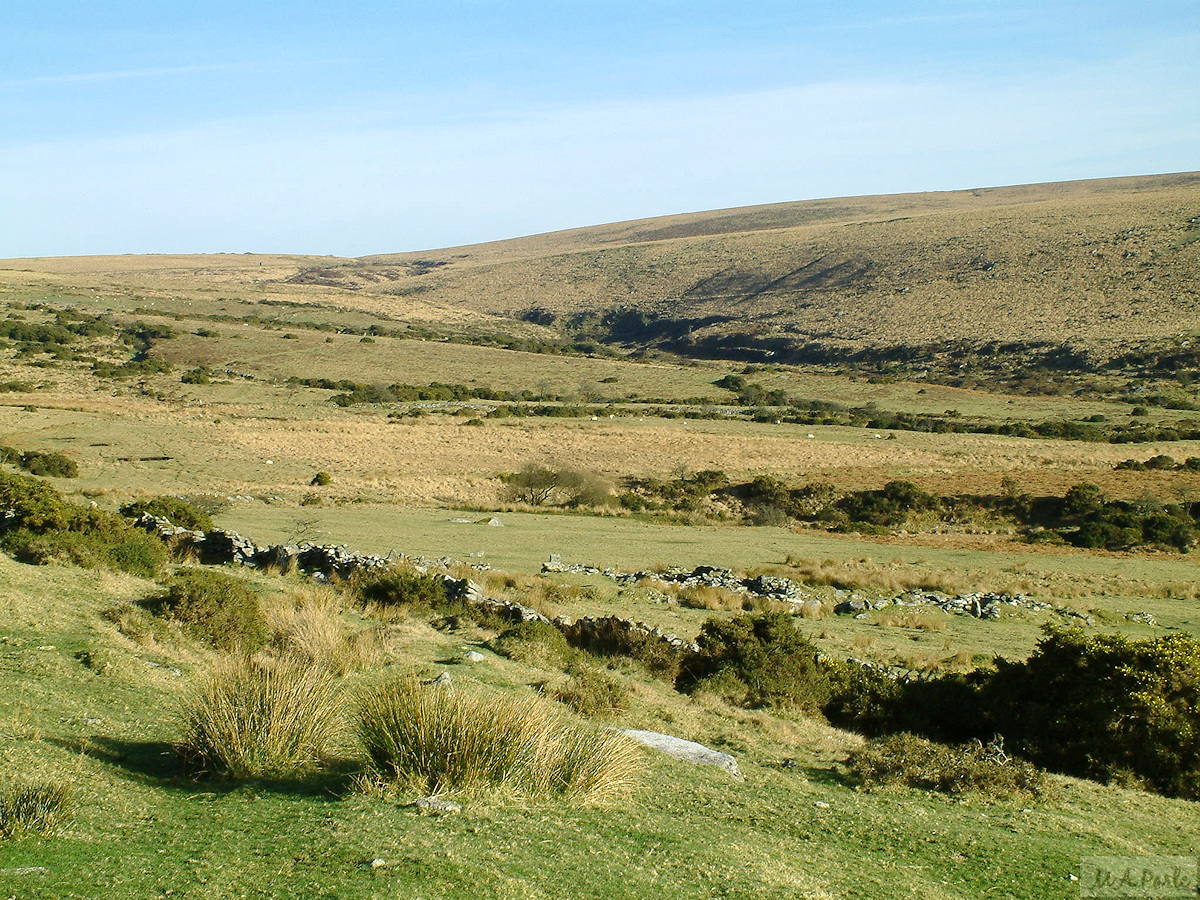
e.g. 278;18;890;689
431;671;453;688
2;867;49;876
834;599;870;615
462;650;486;663
619;729;744;781
413;796;462;815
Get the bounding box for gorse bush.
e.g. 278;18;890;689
149;569;267;651
4;526;167;579
177;655;346;779
0;472;166;577
351;566;448;611
491;621;576;668
0;447;78;478
357;676;642;803
678;611;830;711
845;733;1048;799
824;627;1200;800
0;781;74;839
120;495;215;531
553;661;631;718
982;629;1200;799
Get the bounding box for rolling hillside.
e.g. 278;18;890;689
4;172;1199;376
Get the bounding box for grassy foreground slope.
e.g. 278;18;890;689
2;554;1199;900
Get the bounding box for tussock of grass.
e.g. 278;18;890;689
264;586;381;674
0;781;74;839
357;675;642;803
177;655;346;779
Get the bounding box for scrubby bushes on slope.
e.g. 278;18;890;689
147;569;268;651
845;732;1048;798
120;495;215;531
677;611;830;711
0;472;166;577
827;627;1200;800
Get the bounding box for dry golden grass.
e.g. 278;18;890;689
874;610;949;632
262;585;382;675
356;674;644;803
782;555;969;595
4;172;1198;363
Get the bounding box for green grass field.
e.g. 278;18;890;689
2;553;1199;900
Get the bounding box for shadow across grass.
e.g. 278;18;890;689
50;735;358;800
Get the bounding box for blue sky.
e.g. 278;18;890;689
3;1;1198;257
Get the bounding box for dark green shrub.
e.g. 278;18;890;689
18;450;77;478
1144;454;1178;470
5;526;167;579
845;733;1048;798
351;566;448;610
121;496;215;531
823;660;905;734
310;471;332;486
678;611;829;710
563;618;683;680
553;661;630;718
1060;482;1105;520
149;569;267;651
0;473;167;577
492;621;575;667
180;366;213;384
0;472;73;531
983;628;1200;799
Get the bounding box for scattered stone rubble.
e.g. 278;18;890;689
543;555;1103;625
131;516;693;656
130;516;1140;643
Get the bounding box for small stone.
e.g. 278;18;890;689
814;801;831;809
414;796;462;815
368;858;388;869
462;650;486;663
431;671;452;688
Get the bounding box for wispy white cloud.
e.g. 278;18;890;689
1;36;1197;258
2;63;251;88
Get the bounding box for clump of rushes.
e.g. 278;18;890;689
0;782;74;838
177;655;346;779
357;675;642;803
